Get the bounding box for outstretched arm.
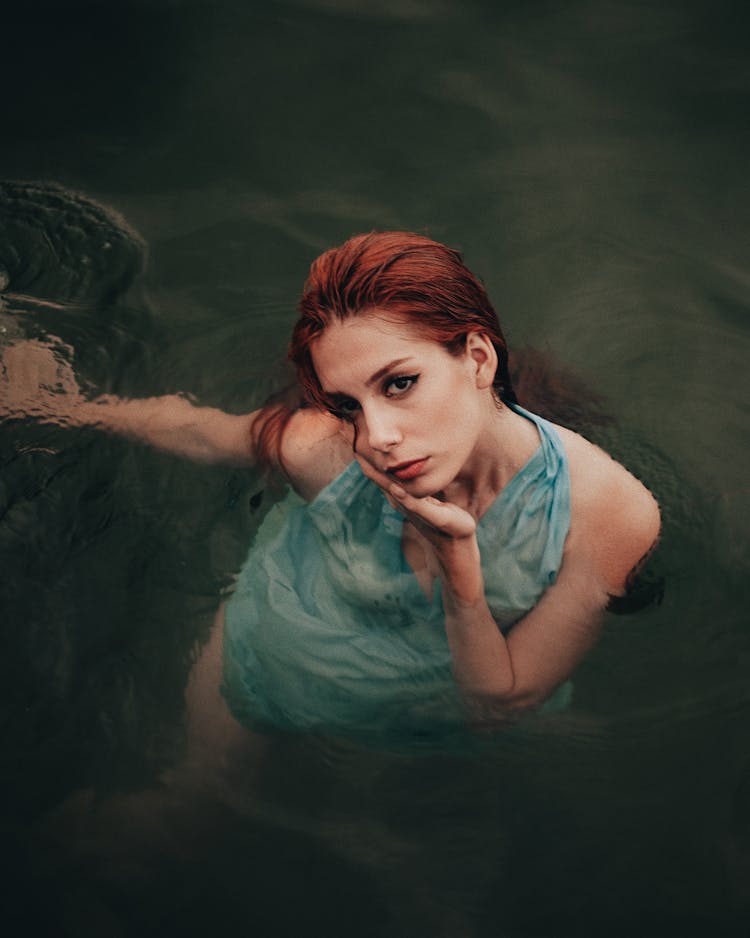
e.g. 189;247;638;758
1;336;352;482
80;394;259;465
1;336;258;465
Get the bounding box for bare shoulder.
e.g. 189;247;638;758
279;409;354;501
554;424;661;595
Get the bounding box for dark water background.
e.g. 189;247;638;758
1;1;749;935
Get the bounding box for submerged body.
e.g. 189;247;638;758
1;230;661;737
223;405;572;737
244;309;660;725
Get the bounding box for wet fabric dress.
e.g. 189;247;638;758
222;406;571;742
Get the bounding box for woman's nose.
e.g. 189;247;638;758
362;404;402;453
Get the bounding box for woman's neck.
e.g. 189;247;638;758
441;402;541;519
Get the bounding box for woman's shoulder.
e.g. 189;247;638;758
279;408;354;501
553;423;661;595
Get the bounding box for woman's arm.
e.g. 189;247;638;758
450;449;660;711
0;336;260;464
439;542;609;711
76;394;259;465
1;336;352;482
358;442;660;715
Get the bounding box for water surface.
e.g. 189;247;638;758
1;1;749;935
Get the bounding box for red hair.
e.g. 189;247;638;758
253;231;516;470
252;230;609;473
291;231;516;410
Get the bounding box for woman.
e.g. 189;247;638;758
2;231;660;740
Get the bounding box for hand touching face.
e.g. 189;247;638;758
355;451;478;540
311;312;497;500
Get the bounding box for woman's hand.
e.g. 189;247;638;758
354;453;476;539
355;454;483;604
0;336;84;424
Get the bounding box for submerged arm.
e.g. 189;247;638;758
77;394;259;465
0;336;259;464
1;336;350;482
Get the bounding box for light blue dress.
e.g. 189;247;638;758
222;405;571;742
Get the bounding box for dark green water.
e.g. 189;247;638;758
1;1;749;935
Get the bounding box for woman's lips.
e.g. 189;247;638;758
388;458;429;481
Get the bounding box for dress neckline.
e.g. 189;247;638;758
381;404;547;533
391;405;553;602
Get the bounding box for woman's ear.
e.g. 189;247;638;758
465;332;498;390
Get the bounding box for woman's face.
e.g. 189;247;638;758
311;311;496;496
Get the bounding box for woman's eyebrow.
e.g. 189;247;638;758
365;357;413;387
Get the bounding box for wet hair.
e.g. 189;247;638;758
253;231;517;471
253;230;611;473
291;230;516;410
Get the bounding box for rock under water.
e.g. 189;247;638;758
0;179;146;306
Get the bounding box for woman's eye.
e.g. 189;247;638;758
333;398;359;416
386;375;418;396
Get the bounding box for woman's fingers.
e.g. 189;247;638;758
391;487;476;539
354;453;391;489
354;454;402;507
354;454;476;539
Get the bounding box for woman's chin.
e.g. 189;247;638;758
401;474;448;500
